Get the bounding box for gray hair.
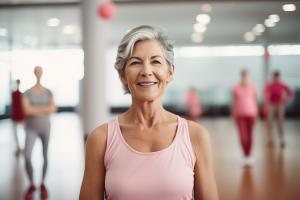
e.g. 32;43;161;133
115;25;174;93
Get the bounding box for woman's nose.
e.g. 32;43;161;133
140;64;153;76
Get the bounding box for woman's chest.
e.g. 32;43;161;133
120;124;177;153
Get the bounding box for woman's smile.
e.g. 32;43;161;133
136;81;158;87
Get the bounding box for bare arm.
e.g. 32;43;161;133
189;121;219;200
79;124;107;200
48;97;57;113
22;96;57;116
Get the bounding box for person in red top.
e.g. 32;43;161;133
264;71;293;148
11;79;26;156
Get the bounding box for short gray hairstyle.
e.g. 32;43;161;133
115;25;174;93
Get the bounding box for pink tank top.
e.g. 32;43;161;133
233;83;257;117
104;116;196;200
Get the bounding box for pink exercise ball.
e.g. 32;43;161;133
97;1;116;20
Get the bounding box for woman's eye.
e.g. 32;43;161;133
130;61;139;66
152;60;161;64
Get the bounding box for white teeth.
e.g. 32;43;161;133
138;82;156;86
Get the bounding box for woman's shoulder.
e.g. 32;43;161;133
187;120;211;148
86;123;109;151
87;123;108;143
24;88;34;97
232;84;240;91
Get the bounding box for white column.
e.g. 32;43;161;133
81;0;109;135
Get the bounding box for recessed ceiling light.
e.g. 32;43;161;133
269;14;280;23
47;18;60;27
193;23;207;33
253;24;265;35
196;14;211;24
264;19;276;27
0;28;8;36
282;4;296;12
244;32;255;42
191;32;204;43
201;4;212;13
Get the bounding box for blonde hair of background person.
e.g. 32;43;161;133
80;25;219;200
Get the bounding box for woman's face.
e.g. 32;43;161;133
120;40;174;102
34;66;43;79
241;70;249;82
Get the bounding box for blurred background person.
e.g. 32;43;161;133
231;69;258;167
22;66;57;200
185;86;202;121
11;79;25;156
264;71;293;148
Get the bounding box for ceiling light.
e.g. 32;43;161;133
63;25;78;35
269;14;280;23
282;4;296;12
244;32;255;42
201;4;212;13
196;14;211;24
47;18;60;27
253;24;265;35
193;23;207;33
0;28;8;36
191;33;204;43
264;19;276;27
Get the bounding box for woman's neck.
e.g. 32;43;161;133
124;99;168;127
240;79;249;87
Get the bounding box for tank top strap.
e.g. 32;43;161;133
104;117;120;167
177;117;196;169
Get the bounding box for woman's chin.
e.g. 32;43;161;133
134;93;161;103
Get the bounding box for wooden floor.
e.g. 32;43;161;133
0;113;299;200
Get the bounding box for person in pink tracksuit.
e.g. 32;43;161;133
232;69;258;166
185;87;202;121
264;71;293;148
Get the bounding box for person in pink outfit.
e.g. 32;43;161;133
185;87;202;121
232;69;258;167
264;71;293;148
80;25;219;200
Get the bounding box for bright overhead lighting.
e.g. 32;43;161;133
178;46;264;57
282;4;296;12
268;45;300;55
47;18;60;27
264;19;276;27
63;25;78;35
196;14;211;24
191;32;204;43
0;28;8;36
201;4;212;13
269;14;280;23
253;24;265;35
193;23;207;33
244;32;255;42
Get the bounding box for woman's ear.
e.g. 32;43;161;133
167;64;175;82
118;70;128;84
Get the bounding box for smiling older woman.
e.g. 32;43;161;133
79;25;219;200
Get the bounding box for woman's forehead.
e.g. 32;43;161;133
131;40;164;57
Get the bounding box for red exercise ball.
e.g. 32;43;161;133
97;1;116;20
